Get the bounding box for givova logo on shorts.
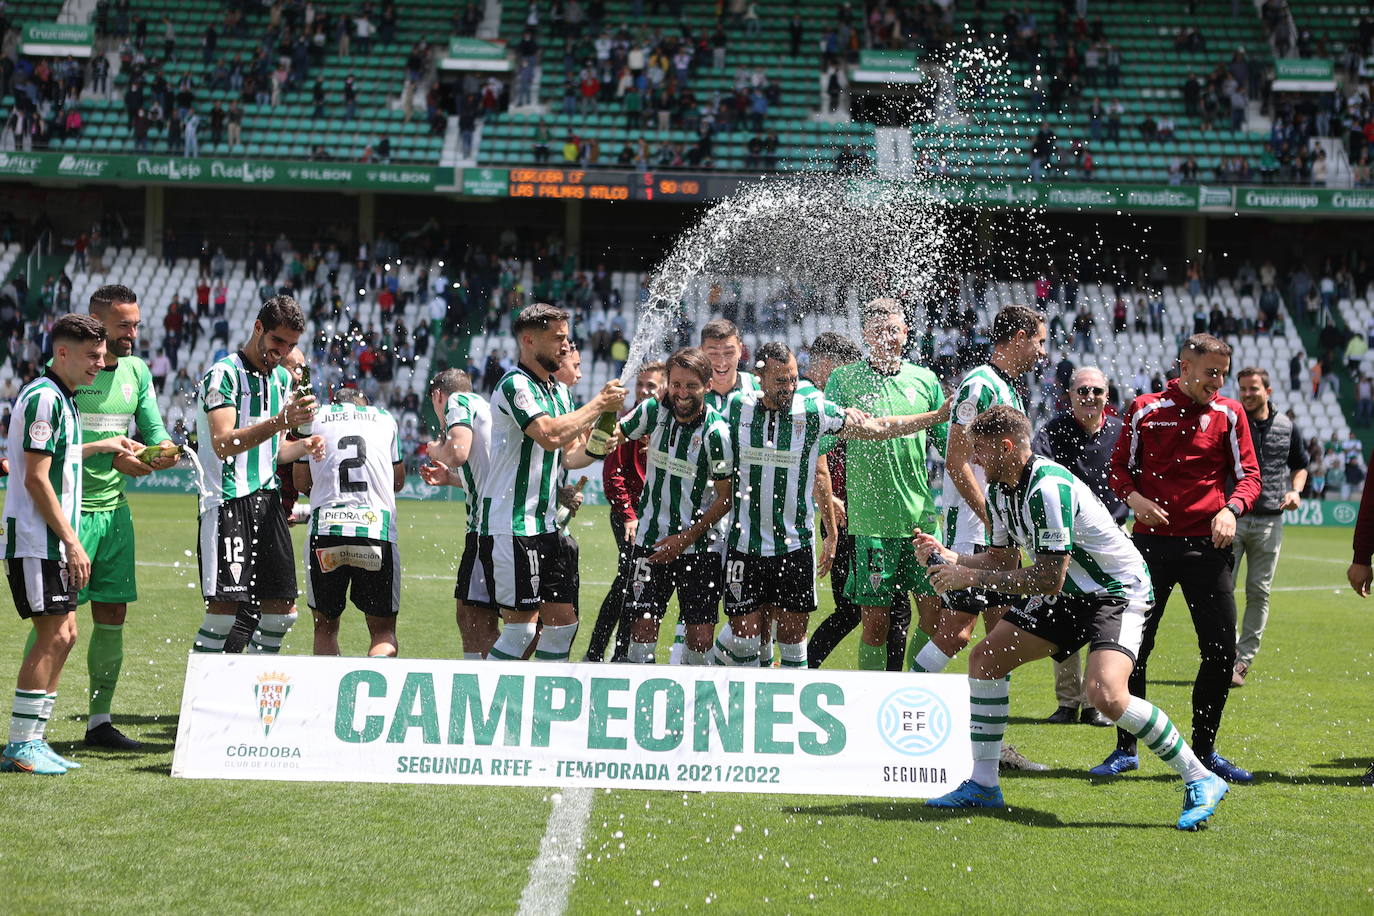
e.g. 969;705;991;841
877;687;951;756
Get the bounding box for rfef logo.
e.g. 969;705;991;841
877;687;951;756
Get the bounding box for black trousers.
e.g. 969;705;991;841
1116;533;1237;759
585;516;633;662
809;533;911;670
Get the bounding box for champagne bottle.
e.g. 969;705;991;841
138;443;183;465
555;476;589;530
924;550;987;615
292;365;314;437
584;409;618;459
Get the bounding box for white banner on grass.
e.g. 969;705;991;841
172;655;972;798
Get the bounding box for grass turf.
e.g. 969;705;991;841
0;493;1370;914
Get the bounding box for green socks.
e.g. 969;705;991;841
857;640;887;671
905;626;932;670
87;623;124;722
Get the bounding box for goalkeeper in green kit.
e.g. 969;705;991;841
26;285;179;749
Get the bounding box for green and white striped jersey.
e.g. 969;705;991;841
987;456;1152;605
705;370;759;413
724;388;846;557
306;404;401;542
486;365;573;536
943;362;1026;549
444;391;492;534
196;351;293;514
618;399;733;553
3;372;83;560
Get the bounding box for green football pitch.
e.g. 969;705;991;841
0;493;1370;914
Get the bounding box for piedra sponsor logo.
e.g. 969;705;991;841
1241;188;1319;210
0;152;41;174
57;155;109;177
1198;185;1235;208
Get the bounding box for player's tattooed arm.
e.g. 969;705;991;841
966;552;1070;596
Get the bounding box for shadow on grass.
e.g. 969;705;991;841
1312;755;1372;769
133;762;173;777
791;801;1174;830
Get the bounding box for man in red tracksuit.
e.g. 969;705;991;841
1096;333;1263;782
1345;457;1374;786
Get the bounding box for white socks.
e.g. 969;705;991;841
533;623;578;661
193;614;234;653
628;641;656;664
969;677;1010;787
911;641;954;674
488;621;538;660
1113;696;1211;782
780;640;807;668
249;613;298;654
9;689;44;744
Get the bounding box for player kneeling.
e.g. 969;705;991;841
915;406;1229;831
293;389;405;657
617;348;734;664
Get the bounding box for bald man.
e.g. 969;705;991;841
1030;366;1126;726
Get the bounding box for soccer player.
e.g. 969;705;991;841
823;299;949;673
1231;366;1307;687
586;361;664;663
481;304;625;662
911;304;1046;672
1030;366;1122;726
422;369;496;659
715;342;945;668
67;285;177;751
702;318;760;412
191;298;323;655
618;348;734;665
916;406;1229;831
3;314;140;774
1096;334;1261;782
293;389;405;657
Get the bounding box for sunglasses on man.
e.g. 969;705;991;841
1076;386;1106;397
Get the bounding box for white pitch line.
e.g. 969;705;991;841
516;787;594;916
1287;554;1349;566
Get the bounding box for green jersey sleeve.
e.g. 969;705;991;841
21;389;61;454
952;377;990;427
618;398;657;440
133;360;171;444
201;363;239;415
445;392;473;430
496;374;546;429
704;413;733;480
1028;476;1075;554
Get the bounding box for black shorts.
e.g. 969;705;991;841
627;546;722;626
197;489;297;603
722;548;816;617
454;532;496;608
478;532;577;612
307;535;400;619
560;533;581;615
7;557;77;618
1002;592;1147;664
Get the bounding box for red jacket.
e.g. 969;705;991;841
1352;449;1374;563
1110;379;1262;537
603;437;646;524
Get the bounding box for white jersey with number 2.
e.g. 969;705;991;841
305;403;402;542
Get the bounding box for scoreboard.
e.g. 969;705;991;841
461;166;735;202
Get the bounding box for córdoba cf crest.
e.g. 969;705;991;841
254;672;292;736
